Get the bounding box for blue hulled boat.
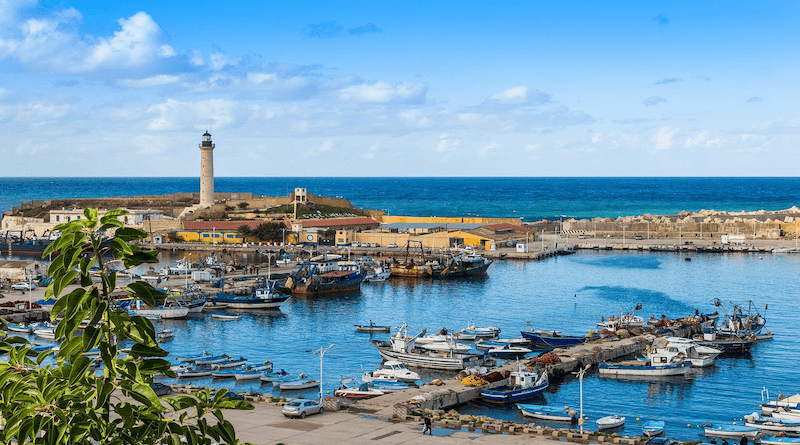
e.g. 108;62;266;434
521;330;587;348
480;364;548;404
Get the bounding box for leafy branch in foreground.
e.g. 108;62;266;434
0;208;252;444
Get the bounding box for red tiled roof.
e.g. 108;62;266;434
300;217;379;228
481;223;534;233
183;220;291;230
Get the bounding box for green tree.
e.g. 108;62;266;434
237;202;249;209
236;225;252;241
253;222;284;242
0;209;252;444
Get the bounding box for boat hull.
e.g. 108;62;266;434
517;404;577;422
481;381;548;404
598;360;691;376
521;331;586;348
704;426;759;438
371;340;484;371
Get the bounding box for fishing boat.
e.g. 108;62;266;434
744;413;800;433
157;329;175;341
363;361;420;383
193;354;232;366
480;364;548;404
284;254;365;295
212;282;290;309
457;322;500;339
279;379;319;390
714;298;767;337
272;373;305;386
211;312;240;320
176;368;212;378
210;368;240;378
418;341;473;353
521;330;588;348
370;324;485;371
358;257;393;283
642;420;666;436
387;241;442;278
132;299;190;320
761;391;800;415
259;370;289;383
367;381;412;393
354;321;391;333
334;381;385;399
176;352;212;363
475;337;531;350
597;303;646;331
516;404;578;422
234;369;267;380
597;415;626;430
7;323;35;334
599;356;691;377
762;438;800;445
210;357;248;369
704;424;759;438
486;344;532;359
647;337;720;367
33;328;56;341
437;251;493;278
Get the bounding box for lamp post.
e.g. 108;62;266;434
647;221;650;240
310;344;335;403
281;228;287;246
677;225;684;246
622;225;628;245
575;365;590;434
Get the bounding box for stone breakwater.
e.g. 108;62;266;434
554;206;800;240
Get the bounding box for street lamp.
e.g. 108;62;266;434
622;225;628;245
281;228;287;246
574;365;590;434
677;225;684;246
310;344;335;403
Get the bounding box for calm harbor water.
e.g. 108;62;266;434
113;250;798;441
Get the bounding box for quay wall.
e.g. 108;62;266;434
378;215;522;225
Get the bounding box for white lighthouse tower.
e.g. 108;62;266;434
198;131;215;207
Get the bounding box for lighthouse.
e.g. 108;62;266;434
198;131;215;207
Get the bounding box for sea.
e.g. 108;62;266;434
3;177;800;441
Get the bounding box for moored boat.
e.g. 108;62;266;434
284;255;365;295
704;424;759;438
363;360;420;383
597;415;626;430
212;283;290;309
355;321;391;333
371;324;485;371
516;404;578;422
211;312;240;320
642;420;666;437
599;359;691;377
334;381;384;399
521;330;587;348
480;364;548;404
279;379;319;390
762;438;800;445
486;344;532;359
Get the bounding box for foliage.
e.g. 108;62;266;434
237;202;249;209
0;208;252;444
168;231;180;242
253;222;285;242
236;225;252;240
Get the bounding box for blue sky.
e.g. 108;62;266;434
1;1;798;177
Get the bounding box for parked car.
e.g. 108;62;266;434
387;243;398;248
11;282;36;291
282;399;324;418
635;235;643;240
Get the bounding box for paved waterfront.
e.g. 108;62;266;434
224;402;558;445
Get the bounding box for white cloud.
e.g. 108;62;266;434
653;126;677;150
525;143;540;152
118;74;181;88
0;9;174;73
487;86;550;106
146;98;241;131
247;72;278;84
591;133;602;143
338;81;426;104
363;143;379;159
684;130;722;149
209;52;236;70
437;133;460;153
15;139;50;154
135;135;167;154
190;50;204;66
320;140;333;152
478;142;499;157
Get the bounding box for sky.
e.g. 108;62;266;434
0;1;799;177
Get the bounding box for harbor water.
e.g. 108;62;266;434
109;250;800;441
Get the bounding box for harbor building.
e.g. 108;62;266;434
198;132;216;208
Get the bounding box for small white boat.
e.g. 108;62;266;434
642;420;666;436
363;265;392;283
596;415;626;430
193;354;232;366
259;370;289;382
418;341;473;353
334;382;384;399
762;438;800;445
272;373;304;386
157;329;174;341
486;344;532;359
704;424;759;438
211;312;240;320
517;404;577;422
176;352;212;363
176;368;212;378
368;360;420;383
210;357;248;369
33;328;56;341
280;379;320;390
